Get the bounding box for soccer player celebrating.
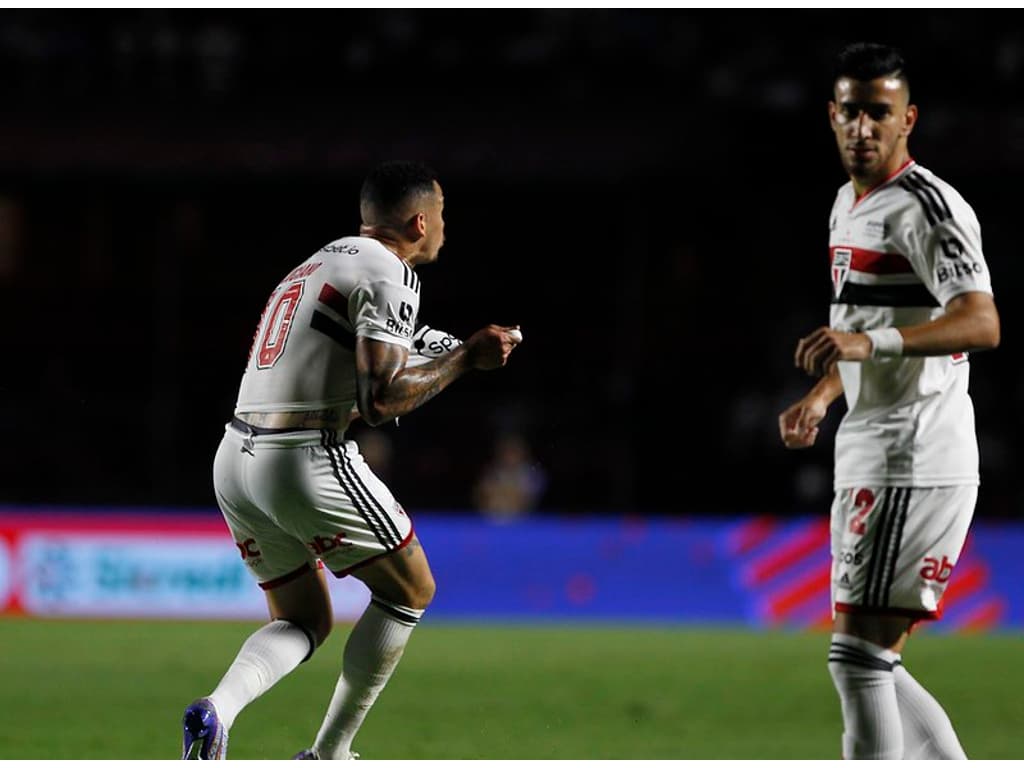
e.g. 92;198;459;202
778;43;999;759
181;161;522;759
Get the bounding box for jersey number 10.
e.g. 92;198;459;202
250;282;305;369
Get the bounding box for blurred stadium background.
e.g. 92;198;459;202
2;8;1023;759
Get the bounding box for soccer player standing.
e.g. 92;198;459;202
181;161;521;759
778;43;1000;759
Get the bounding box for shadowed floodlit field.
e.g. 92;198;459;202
1;619;1021;759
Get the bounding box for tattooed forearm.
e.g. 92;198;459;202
358;346;469;426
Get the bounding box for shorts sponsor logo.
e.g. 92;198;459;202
235;538;262;559
920;555;954;583
307;533;352;556
837;549;863;566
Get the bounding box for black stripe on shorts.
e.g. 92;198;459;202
338;442;402;546
321;430;388;548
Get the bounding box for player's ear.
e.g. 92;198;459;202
827;101;838;129
901;104;918;138
404;211;427;241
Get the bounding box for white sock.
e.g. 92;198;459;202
313;597;424;759
894;663;967;759
208;619;314;729
827;633;903;759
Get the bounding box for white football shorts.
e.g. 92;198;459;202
830;485;976;620
213;420;414;590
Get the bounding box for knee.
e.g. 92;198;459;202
277;612;332;651
311;615;332;647
377;573;435;611
405;572;436;611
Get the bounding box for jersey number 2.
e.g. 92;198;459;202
849;488;875;535
255;282;304;369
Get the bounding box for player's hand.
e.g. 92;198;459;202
795;327;871;377
464;325;522;370
778;396;828;449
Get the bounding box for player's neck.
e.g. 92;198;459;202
851;152;912;199
360;227;417;265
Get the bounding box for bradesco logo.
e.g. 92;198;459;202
19;533;263;618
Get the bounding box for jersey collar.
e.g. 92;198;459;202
852;158;916;209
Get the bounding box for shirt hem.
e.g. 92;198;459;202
834;476;979;490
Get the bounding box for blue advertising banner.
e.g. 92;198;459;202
415;515;1021;631
1;509;1020;630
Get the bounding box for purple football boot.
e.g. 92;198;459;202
181;698;228;759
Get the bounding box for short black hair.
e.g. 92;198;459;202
360;161;438;221
833;42;909;89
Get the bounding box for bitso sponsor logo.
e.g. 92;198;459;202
386;301;415;337
936;236;984;283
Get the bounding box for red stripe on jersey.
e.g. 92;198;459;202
830;246;913;274
318;283;350;318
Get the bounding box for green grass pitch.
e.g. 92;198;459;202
1;618;1021;759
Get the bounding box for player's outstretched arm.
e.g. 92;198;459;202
356;324;521;426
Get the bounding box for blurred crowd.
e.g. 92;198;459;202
2;11;1022;114
2;10;1022;519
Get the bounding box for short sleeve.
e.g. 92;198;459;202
350;279;420;348
901;190;993;306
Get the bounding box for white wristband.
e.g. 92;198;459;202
865;328;904;358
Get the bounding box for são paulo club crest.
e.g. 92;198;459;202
831;247;852;299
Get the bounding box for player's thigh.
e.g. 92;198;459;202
350;535;436;609
830;485;975;646
834;612;914;651
265;564;333;646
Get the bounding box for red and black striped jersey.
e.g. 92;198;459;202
827;160;993;489
235;236;420;414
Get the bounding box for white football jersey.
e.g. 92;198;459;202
235;236;420;413
828;161;993;489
